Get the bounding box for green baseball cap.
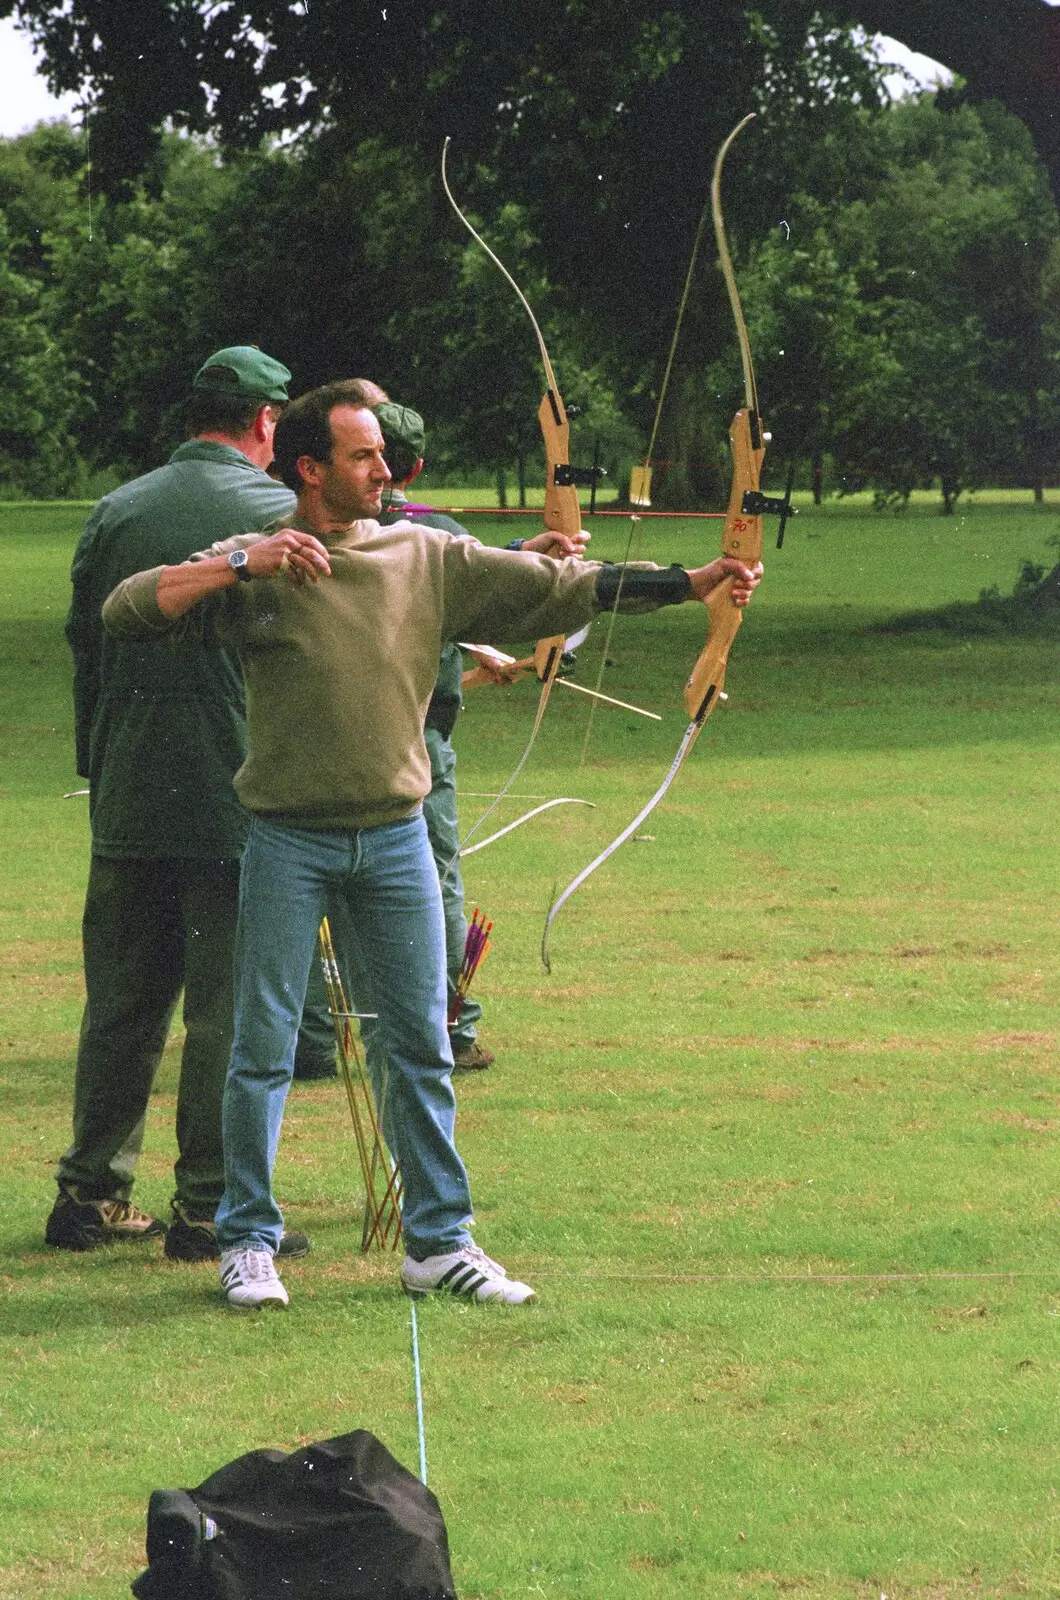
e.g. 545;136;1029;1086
192;346;292;402
373;401;426;459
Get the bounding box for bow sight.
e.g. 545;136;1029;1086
741;486;797;547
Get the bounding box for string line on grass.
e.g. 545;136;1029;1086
534;1269;1056;1284
408;1297;428;1486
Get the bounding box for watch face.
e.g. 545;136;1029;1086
228;549;250;579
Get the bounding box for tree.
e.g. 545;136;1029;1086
738;95;1060;509
39;134;240;474
0;119;85;275
737;209;890;500
0;212;84;495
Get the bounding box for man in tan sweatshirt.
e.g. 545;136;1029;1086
103;380;762;1310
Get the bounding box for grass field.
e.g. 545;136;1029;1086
1;495;1059;1599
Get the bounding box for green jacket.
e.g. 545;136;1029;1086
67;440;296;857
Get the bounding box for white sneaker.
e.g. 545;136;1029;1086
219;1247;289;1310
401;1242;535;1304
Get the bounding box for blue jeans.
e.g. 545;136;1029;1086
215;813;474;1260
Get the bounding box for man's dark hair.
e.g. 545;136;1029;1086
272;380;379;492
183;391;277;439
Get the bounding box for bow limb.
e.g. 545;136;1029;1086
713;113;759;415
460;797;596;859
540;721;704;972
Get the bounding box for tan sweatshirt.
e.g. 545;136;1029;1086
102;517;605;830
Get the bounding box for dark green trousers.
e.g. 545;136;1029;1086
57;854;241;1217
424;727;481;1047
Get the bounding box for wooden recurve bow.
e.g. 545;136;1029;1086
541;113;793;970
441;139;600;853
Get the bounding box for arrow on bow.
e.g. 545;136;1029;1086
540;113;793;972
460;642;660;720
441;138;603;855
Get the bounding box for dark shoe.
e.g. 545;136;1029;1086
292;1055;338;1081
451;1039;494;1073
165;1207;311;1262
45;1185;166;1252
277;1229;312;1259
164;1210;218;1262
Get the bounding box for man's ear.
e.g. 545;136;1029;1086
297;453;325;488
254;404;276;442
401;457;425;489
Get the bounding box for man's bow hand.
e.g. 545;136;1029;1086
686;556;763;607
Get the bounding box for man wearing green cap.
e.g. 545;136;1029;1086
49;346;312;1262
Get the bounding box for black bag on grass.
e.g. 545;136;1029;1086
131;1429;456;1600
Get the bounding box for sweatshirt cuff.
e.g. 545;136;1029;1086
101;568;173;635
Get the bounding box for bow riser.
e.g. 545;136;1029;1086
540;391;583;538
722;407;767;562
534;389;584;681
682;407;765;722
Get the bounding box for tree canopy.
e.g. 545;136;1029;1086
741;95;1060;508
0;4;1057;510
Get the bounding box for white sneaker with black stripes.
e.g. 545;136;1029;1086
220;1247;289;1309
401;1242;535;1304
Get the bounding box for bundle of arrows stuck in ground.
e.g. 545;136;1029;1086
317;917;402;1252
449;908;492;1028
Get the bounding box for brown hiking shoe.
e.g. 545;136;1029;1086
45;1185;166;1252
451;1039;495;1073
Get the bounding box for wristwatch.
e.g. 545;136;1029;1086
227;548;252;582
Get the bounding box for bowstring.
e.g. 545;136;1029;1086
577;176;717;765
